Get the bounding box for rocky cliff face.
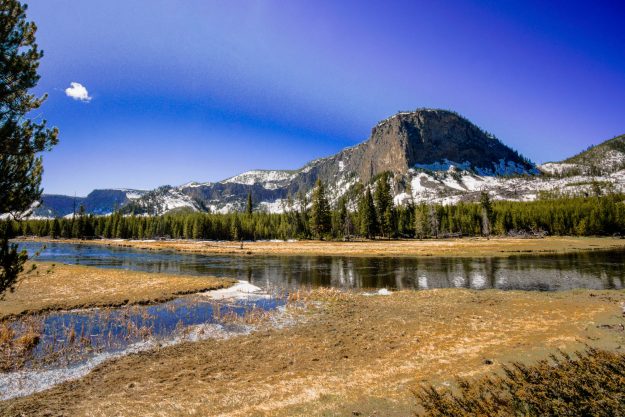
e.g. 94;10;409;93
341;109;536;183
32;109;624;217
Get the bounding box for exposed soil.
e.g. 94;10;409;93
19;236;625;258
2;288;624;416
0;262;235;320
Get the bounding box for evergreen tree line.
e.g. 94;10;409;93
9;176;625;241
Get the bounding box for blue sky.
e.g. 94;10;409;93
26;0;625;195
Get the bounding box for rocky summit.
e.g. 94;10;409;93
31;109;625;217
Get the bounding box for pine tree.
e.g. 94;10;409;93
480;191;492;238
192;216;202;239
414;203;430;238
183;216;192;239
296;191;309;237
137;219;145;239
246;191;253;216
359;187;377;239
50;218;60;239
398;203;414;237
309;179;331;239
1;0;58;296
72;204;86;239
230;214;242;241
428;204;439;238
39;219;49;237
332;196;350;239
374;172;394;238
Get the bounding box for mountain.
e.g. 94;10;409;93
118;109;536;215
539;133;625;176
31;189;145;218
29;109;625;217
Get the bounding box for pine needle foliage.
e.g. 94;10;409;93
1;0;58;296
309;179;331;239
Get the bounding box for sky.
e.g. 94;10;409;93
25;0;625;195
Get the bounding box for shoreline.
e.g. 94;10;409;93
15;235;625;258
0;262;236;320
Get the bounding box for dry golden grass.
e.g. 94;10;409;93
0;262;235;320
24;236;625;258
0;316;42;372
3;288;625;416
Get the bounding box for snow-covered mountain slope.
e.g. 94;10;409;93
29;109;625;217
394;167;625;206
117;186;201;215
539;133;625;176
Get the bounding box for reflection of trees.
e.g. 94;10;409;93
25;242;625;291
485;257;496;289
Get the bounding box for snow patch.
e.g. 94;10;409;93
363;288;392;296
223;170;295;186
200;280;268;300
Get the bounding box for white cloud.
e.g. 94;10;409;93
65;82;92;102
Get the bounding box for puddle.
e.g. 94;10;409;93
0;282;290;400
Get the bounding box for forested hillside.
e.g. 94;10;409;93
13;175;625;240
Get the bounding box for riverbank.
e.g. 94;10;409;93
0;262;235;319
15;235;625;258
2;288;624;416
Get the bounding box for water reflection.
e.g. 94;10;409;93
18;241;625;291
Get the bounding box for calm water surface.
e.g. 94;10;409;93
18;241;625;291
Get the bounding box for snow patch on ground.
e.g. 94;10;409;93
363;288;392;296
200;280;269;300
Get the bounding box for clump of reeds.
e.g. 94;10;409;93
218;305;272;326
415;347;625;416
0;317;43;372
287;287;350;304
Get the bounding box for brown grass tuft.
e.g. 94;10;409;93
416;348;625;416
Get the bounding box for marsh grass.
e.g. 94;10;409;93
1;292;289;374
287;287;350;304
0;317;42;372
416;348;625;416
0;305;159;372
